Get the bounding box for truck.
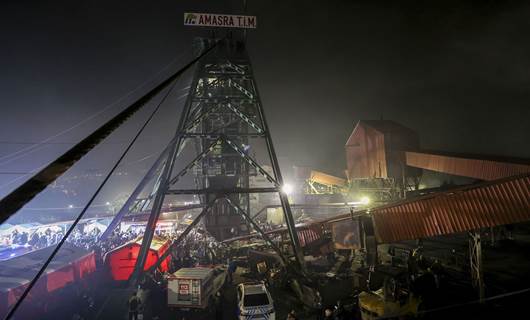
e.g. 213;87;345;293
167;266;227;310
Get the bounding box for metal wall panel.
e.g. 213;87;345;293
345;120;420;181
406;151;530;181
346;122;387;179
372;174;530;243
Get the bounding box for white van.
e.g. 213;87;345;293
167;266;226;310
237;282;275;320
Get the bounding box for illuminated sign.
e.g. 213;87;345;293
184;13;257;29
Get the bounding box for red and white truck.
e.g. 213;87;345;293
167;266;227;310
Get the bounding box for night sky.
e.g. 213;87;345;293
1;1;529;214
248;0;530;173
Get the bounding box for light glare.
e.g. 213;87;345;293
360;196;370;205
282;183;293;195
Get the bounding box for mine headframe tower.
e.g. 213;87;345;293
122;38;303;281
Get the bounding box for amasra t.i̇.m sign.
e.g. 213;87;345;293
184;13;257;29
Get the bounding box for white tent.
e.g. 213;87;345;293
0;223;14;237
84;221;108;233
4;223;41;235
36;225;63;234
0;223;13;231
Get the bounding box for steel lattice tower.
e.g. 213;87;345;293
117;38;304;280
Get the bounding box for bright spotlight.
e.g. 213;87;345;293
360;196;371;205
281;183;294;195
68;204;74;209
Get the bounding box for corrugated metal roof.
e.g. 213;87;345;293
406;151;530;181
372;173;530;243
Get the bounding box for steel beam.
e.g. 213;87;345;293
169;138;221;185
181;133;265;138
147;198;218;273
224;197;287;265
244;54;305;268
131;48;208;284
100;144;170;240
166;187;278;195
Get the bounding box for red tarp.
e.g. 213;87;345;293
104;237;170;281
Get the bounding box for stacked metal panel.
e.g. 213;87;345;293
372;174;530;243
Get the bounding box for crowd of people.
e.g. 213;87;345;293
70;226;140;254
71;223;224;268
0;223;135;255
3;227;65;250
0;219;229;269
169;228;225;269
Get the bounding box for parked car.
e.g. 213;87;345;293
237;282;275;320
